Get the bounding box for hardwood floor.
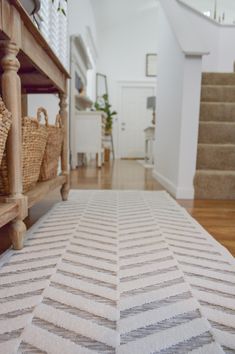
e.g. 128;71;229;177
0;159;234;256
178;199;235;257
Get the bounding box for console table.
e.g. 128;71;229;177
0;0;70;249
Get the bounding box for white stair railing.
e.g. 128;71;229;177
181;0;235;25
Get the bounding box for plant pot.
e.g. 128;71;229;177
104;148;110;162
105;129;112;136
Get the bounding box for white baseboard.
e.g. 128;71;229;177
153;169;195;199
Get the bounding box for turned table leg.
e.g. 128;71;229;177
59;92;70;201
9;218;26;250
0;41;27;250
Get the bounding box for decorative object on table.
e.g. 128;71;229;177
146;53;157;77
76;95;93;111
96;73;108;100
147;96;156;125
0;108;48;195
104;148;110;162
0;96;12;166
94;94;117;135
94;94;117;160
20;0;41;15
40;111;63;181
52;0;67;15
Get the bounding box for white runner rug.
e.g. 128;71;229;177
0;190;234;354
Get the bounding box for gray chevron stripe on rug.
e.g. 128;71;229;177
0;190;234;354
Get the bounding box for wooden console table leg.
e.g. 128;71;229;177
59;92;70;201
9;219;26;250
0;41;27;250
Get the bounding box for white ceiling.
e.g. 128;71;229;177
91;0;235;30
91;0;159;30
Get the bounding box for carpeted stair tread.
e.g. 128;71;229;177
202;72;235;86
197;143;235;170
195;72;235;199
194;170;235;199
201;85;235;102
198;122;235;144
200;102;235;122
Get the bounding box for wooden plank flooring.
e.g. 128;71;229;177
0;159;234;256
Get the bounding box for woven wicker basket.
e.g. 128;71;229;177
0;108;48;195
0;96;12;166
39;114;63;181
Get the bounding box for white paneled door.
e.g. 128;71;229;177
119;84;155;159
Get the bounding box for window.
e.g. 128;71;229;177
39;0;68;67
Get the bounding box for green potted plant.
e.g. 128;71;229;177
94;94;117;136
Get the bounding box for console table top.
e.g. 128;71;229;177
0;0;70;94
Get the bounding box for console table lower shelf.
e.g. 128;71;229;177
0;175;67;251
0;202;19;229
25;175;66;208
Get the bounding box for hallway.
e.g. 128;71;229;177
1;188;234;353
1;160;234;256
74;160;235;256
0;160;235;352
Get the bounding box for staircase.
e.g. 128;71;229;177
194;73;235;199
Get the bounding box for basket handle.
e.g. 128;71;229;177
37;107;49;127
55;114;63;128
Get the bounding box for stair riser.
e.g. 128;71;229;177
202;73;235;86
197;145;235;170
198;123;235;144
200;103;235;122
194;172;235;200
201;86;235;103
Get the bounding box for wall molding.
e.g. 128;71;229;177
153;169;195;199
117;79;157;86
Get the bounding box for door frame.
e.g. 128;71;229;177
116;80;156;159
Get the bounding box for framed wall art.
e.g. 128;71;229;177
146;53;157;77
96;73;108;100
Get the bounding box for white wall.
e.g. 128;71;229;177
153;7;185;196
153;0;206;199
68;0;98;102
97;11;158;81
68;0;97;41
177;0;235;72
96;9;159;156
28;0;98;122
27;94;60;124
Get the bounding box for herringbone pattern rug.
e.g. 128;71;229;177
0;190;234;354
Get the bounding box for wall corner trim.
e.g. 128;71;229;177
152;169;195;200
